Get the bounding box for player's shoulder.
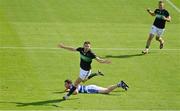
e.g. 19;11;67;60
88;49;94;53
76;47;83;51
163;9;169;12
163;9;170;15
88;49;96;56
154;8;159;12
77;47;83;49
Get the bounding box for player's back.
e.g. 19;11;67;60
78;85;101;94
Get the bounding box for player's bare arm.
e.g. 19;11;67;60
58;43;77;51
73;89;78;95
163;16;171;22
95;57;111;64
147;8;155;16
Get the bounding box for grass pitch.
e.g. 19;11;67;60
0;0;180;110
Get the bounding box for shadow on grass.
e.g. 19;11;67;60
53;90;127;97
53;91;65;94
0;98;78;107
105;53;144;58
112;90;126;93
102;90;127;96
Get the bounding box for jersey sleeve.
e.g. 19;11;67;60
91;52;96;59
154;9;158;14
165;10;170;17
76;47;81;52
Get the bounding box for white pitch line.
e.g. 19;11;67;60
0;46;59;50
166;0;180;13
0;46;180;51
93;48;180;51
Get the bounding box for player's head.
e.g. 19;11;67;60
158;0;164;10
83;41;91;52
64;79;72;89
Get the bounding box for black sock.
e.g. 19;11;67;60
88;73;98;79
145;45;149;49
67;85;76;96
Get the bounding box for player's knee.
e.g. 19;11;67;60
149;33;154;38
105;92;110;94
103;90;110;94
148;36;153;41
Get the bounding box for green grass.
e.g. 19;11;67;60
0;0;180;110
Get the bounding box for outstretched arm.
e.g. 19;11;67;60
147;8;155;16
64;88;78;95
95;57;111;64
58;43;77;51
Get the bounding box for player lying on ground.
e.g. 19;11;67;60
64;79;129;94
142;0;171;54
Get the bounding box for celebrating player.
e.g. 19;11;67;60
142;0;171;54
58;41;111;100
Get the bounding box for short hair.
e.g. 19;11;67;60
64;79;72;84
84;41;91;45
159;0;164;4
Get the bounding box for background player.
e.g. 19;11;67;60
142;0;171;54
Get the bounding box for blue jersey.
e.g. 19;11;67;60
78;85;101;94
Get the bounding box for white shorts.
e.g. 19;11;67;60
150;25;165;37
79;68;91;80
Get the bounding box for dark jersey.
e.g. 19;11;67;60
76;47;96;71
153;9;170;29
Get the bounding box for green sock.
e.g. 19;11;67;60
88;73;98;79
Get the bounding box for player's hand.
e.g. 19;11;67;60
146;8;150;12
58;43;65;48
64;88;70;92
162;16;171;22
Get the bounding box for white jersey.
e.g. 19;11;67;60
77;85;104;94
